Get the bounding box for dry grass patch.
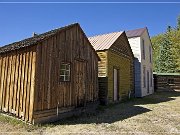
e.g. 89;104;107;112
0;91;180;135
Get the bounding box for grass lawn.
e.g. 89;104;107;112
0;91;180;134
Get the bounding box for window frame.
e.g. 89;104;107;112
59;62;71;82
150;68;153;87
142;39;145;60
143;66;146;88
149;46;152;63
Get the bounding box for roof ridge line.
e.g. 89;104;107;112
126;27;147;32
0;22;79;48
89;30;124;38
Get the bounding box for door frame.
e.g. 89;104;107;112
113;67;119;101
74;59;87;107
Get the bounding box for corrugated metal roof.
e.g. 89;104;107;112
88;31;123;51
126;27;146;38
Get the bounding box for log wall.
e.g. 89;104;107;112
154;74;180;91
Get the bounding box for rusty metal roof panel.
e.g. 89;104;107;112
126;27;146;38
88;31;123;51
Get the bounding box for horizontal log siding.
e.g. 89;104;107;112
154;75;180;91
0;46;36;122
97;51;108;77
107;33;134;102
33;25;98;121
107;50;132;101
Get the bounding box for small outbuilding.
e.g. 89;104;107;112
89;31;134;104
0;23;99;123
153;73;180;91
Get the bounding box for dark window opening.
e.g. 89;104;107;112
142;39;145;60
60;63;70;82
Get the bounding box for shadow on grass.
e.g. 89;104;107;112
134;91;180;105
48;91;180;126
57;105;150;125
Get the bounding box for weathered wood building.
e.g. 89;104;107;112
153;73;180;91
0;23;99;123
89;31;134;104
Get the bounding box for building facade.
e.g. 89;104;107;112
0;23;99;123
126;27;154;97
89;31;134;104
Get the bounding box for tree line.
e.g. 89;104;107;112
151;15;180;73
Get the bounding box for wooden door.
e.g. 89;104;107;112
75;60;86;107
113;68;118;101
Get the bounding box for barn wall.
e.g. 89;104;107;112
0;45;36;122
33;25;99;122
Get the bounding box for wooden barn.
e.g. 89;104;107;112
0;23;99;124
153;73;180;91
89;31;134;104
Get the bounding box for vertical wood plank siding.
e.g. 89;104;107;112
0;24;98;123
33;25;98;122
0;46;36;122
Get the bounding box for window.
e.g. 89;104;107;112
143;66;146;88
60;63;70;81
149;46;152;63
142;39;145;59
150;68;153;87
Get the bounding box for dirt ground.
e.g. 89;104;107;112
0;91;180;135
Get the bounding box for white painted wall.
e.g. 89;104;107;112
128;37;141;60
140;30;154;96
128;29;154;97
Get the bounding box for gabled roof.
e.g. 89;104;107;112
0;23;78;54
88;31;123;51
126;27;146;38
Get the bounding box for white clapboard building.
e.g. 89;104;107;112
126;27;154;97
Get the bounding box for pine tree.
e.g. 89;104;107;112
167;25;172;32
177;15;180;30
157;32;178;73
152;14;180;73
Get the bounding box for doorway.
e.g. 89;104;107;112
75;60;86;106
113;68;119;101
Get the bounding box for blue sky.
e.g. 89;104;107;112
0;1;180;46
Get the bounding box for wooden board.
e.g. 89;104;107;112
0;45;37;123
